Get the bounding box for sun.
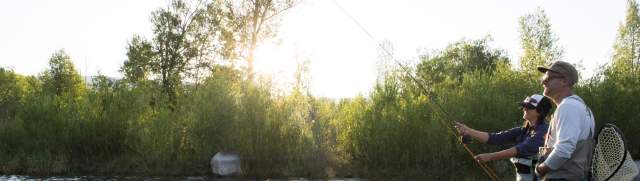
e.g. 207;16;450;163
253;41;301;91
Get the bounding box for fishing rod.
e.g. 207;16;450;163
330;1;501;180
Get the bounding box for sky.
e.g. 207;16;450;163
0;0;629;98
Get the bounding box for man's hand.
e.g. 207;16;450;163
535;163;550;176
474;153;494;163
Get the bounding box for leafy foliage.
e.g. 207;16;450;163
518;7;564;72
2;3;640;180
416;38;509;86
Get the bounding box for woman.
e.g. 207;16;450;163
455;94;551;181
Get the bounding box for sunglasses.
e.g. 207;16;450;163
541;74;564;84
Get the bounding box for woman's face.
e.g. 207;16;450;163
522;107;540;124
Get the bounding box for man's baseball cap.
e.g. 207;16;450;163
537;61;579;85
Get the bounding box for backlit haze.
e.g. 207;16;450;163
0;0;626;98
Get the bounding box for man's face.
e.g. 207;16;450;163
541;71;565;97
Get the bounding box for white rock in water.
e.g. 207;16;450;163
211;151;242;176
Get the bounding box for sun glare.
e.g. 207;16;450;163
253;41;300;93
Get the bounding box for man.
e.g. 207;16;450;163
535;61;596;180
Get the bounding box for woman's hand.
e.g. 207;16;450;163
474;153;494;163
454;121;469;135
455;121;490;144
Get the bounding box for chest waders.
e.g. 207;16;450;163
535;96;594;180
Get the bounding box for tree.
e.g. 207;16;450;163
222;0;298;80
41;49;85;100
293;57;311;95
121;0;229;107
121;0;298;107
416;38;509;86
0;68;22;121
610;0;640;75
518;7;563;72
375;40;396;82
121;35;154;84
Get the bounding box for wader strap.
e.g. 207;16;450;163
532;158;538;181
567;96;596;180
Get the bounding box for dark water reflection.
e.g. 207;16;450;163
0;175;364;181
1;175;208;181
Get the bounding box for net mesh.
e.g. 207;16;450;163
591;126;639;181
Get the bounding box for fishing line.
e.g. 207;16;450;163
330;0;500;180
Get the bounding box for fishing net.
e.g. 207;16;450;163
591;124;639;181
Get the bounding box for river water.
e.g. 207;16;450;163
0;175;364;181
1;175;209;181
3;162;639;181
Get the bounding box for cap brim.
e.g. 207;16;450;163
537;66;549;73
519;102;536;109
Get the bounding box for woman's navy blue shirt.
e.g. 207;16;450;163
486;122;549;158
